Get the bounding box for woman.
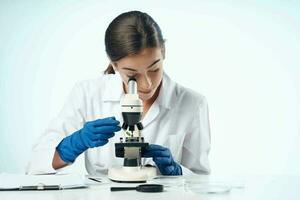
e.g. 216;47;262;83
26;11;211;176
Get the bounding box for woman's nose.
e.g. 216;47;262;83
138;74;152;91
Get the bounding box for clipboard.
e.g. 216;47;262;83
0;173;88;191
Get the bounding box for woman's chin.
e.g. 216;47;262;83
138;92;154;102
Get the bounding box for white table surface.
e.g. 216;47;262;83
1;174;299;200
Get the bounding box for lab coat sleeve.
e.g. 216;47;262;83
181;96;211;175
26;82;86;175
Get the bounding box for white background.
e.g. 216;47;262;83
0;0;299;175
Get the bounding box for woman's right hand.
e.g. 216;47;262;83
56;117;121;163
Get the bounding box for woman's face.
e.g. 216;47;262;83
113;47;164;102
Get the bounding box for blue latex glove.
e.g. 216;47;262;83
143;144;182;175
56;117;121;163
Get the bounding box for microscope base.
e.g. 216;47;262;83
108;166;157;183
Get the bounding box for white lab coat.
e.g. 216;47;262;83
26;72;211;176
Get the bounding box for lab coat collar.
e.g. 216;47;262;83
155;72;174;110
102;71;176;110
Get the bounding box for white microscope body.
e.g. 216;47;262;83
108;77;156;183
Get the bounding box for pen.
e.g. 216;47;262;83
20;185;61;190
0;185;61;191
88;177;102;183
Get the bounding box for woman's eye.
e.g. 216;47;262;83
150;68;159;72
127;74;136;78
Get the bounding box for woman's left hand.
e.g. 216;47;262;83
143;144;182;175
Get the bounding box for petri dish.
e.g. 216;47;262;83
184;178;231;194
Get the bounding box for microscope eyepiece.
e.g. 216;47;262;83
128;77;137;94
128;77;136;82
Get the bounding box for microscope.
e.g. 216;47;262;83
108;77;157;183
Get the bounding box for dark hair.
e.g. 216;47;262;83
104;11;165;74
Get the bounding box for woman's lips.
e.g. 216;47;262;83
139;90;152;94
